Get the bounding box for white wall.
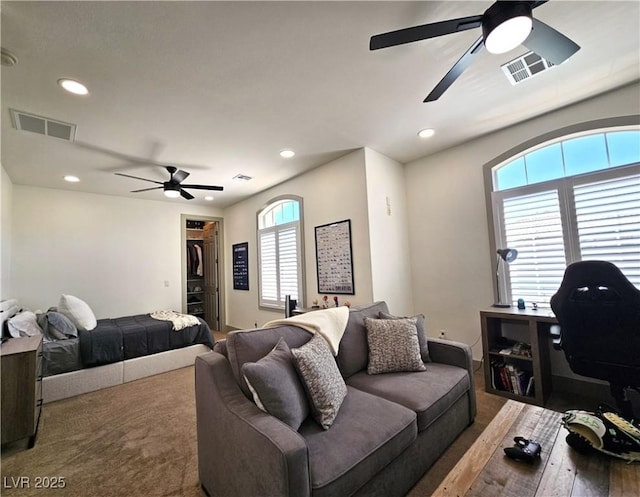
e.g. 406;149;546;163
1;165;13;299
224;149;373;330
405;82;640;361
11;186;222;318
364;148;413;315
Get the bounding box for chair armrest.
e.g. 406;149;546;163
427;338;476;422
195;352;310;497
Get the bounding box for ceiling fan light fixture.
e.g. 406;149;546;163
483;2;533;55
164;189;181;199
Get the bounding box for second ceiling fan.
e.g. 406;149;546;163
370;0;580;102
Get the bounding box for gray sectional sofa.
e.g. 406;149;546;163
195;301;476;497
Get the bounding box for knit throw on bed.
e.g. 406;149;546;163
150;310;200;331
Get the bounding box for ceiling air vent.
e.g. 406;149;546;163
232;173;253;181
10;109;76;141
501;51;555;85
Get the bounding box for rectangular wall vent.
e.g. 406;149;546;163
501;51;555;86
10;109;76;141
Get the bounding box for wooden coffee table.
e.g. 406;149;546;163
434;400;639;497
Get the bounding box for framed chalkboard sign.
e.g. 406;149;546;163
315;219;355;294
232;242;249;290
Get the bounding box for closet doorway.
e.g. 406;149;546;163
181;215;225;332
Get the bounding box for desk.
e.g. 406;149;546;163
480;308;558;406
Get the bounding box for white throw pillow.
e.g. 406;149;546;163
58;294;97;331
8;311;43;338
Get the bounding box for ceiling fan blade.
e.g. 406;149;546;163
523;18;580;65
172;169;190;184
131;186;163;193
424;36;484;102
370;15;483;50
115;172;163;184
181;184;224;191
180;189;194;200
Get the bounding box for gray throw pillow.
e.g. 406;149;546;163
36;311;77;341
242;338;309;430
378;311;431;362
364;317;426;375
291;334;347;430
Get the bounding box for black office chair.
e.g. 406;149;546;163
550;260;640;420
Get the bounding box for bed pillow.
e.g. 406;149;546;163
58;294;97;331
7;311;43;338
291;334;347;430
242;338;309;430
378;311;431;362
364;317;426;375
37;311;78;340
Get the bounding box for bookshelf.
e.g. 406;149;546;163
480;308;557;406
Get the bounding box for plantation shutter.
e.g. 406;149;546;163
573;173;640;287
278;225;299;301
502;190;567;307
259;230;278;303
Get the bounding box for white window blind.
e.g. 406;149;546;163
574;173;640;286
278;225;299;301
259;230;277;302
502;190;567;307
258;222;301;308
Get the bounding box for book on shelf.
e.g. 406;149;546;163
490;360;533;396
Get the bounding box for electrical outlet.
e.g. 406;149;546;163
439;330;447;340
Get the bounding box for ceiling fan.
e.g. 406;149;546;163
116;166;223;200
370;0;580;102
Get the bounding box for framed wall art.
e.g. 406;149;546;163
232;242;249;290
314;219;354;294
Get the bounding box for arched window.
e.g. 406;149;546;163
257;196;304;309
491;128;640;307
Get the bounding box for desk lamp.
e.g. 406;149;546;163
493;248;518;308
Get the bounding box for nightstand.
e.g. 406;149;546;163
1;335;43;448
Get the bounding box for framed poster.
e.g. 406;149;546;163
315;219;355;294
232;242;249;290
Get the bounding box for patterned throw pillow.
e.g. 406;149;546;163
242;338;309;430
291;334;347;430
364;317;426;375
378;311;431;362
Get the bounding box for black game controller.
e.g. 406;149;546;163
503;437;541;463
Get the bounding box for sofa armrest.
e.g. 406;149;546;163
427;338;476;422
195;352;310;497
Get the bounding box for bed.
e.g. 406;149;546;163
2;299;215;403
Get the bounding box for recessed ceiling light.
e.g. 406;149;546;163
64;175;80;182
280;149;295;158
418;128;435;139
204;196;214;201
58;78;89;95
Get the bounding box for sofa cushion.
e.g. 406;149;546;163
379;311;431;362
298;386;416;497
337;301;389;379
291;334;347;430
364;317;426;374
346;362;470;432
226;324;313;396
242;338;309;430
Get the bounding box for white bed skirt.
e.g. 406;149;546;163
42;344;212;403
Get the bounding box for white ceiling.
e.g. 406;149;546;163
2;1;639;207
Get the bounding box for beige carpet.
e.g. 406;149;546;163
1;360;504;497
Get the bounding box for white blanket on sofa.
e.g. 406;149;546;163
263;306;349;355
